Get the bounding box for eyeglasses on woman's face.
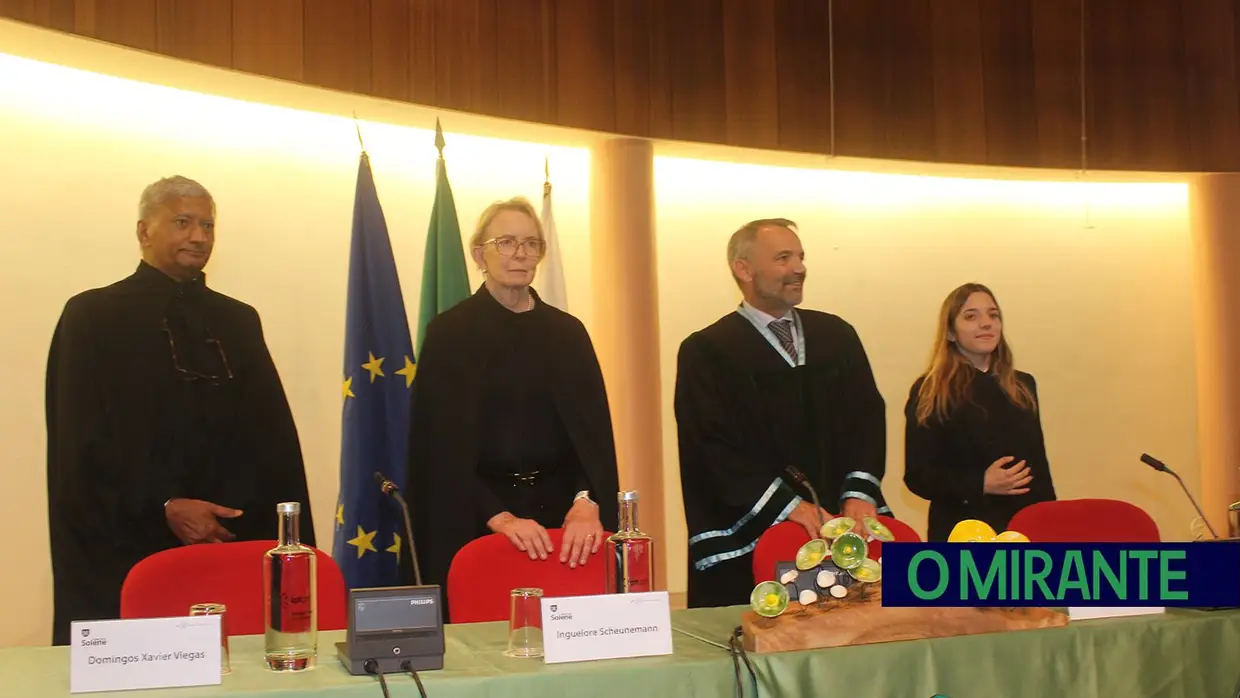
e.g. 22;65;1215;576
481;236;545;259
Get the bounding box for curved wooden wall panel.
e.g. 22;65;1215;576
3;0;1239;172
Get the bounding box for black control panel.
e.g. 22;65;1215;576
336;585;445;675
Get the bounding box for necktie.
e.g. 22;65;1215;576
768;319;798;363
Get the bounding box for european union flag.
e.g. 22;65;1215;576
332;151;416;590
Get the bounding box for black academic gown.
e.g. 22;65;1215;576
404;286;620;621
45;261;315;645
903;369;1057;542
674;308;888;609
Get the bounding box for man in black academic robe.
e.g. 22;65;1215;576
45;176;315;645
674;218;889;609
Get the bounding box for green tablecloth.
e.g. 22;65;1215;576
2;607;1237;697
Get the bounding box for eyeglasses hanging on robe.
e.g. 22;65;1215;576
161;316;233;385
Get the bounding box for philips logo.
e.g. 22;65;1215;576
409;598;434;606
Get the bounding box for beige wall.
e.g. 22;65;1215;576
0;24;597;648
0;20;1204;647
1189;175;1240;535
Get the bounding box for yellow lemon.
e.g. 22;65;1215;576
948;519;997;543
995;530;1030;543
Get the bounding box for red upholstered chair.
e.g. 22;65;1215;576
1007;498;1161;543
120;540;348;635
446;528;612;623
752;516;922;584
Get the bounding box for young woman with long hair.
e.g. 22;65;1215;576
903;283;1057;541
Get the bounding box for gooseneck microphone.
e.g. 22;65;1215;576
1140;453;1219;539
373;471;423;586
339;475;442;685
784;465;825;536
369;472;434;693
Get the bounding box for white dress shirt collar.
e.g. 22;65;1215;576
741;300;794;325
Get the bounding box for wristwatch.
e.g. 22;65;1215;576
574;490;595;506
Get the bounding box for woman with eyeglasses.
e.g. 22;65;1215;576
405;196;619;618
903;283;1057;541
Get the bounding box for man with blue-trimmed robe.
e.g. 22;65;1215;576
674;218;889;609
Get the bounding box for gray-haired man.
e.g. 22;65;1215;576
45;176;315;644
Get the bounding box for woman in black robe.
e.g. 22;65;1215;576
405;197;620;618
903;283;1057;541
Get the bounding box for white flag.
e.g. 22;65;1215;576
538;172;569;311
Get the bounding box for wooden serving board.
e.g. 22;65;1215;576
741;582;1068;654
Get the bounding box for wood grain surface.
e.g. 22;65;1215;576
3;0;1239;171
741;582;1069;654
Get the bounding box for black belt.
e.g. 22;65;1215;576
480;461;570;485
508;469;543;485
481;468;556;485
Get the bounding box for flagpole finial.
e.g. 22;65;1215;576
434;118;445;158
352;110;366;154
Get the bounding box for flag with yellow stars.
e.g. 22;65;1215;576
332;150;416;590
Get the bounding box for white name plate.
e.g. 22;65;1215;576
1069;606;1166;621
70;616;222;694
540;591;674;665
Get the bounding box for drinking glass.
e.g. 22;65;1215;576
189;603;230;675
504;588;544;658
